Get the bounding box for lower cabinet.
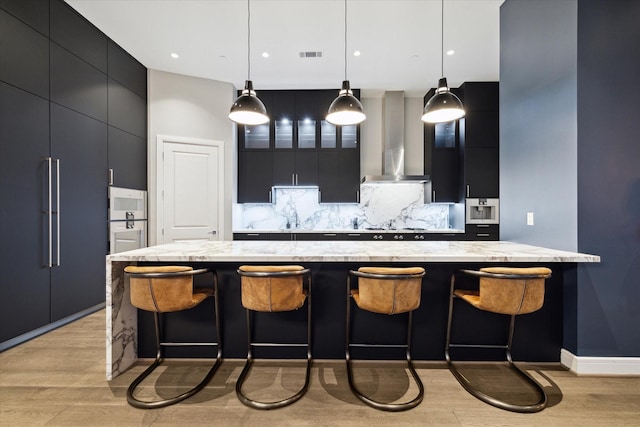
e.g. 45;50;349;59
233;232;470;241
464;224;500;240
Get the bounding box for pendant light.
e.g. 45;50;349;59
326;0;366;126
421;0;465;124
229;0;269;125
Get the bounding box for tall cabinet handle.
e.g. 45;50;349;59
55;158;60;266
47;157;53;268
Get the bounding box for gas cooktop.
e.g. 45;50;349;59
364;227;426;231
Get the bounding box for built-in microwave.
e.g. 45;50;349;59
466;198;499;224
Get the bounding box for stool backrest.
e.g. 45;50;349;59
477;267;551;315
125;266;195;313
355;267;425;315
238;265;307;312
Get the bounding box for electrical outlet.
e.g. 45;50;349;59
527;212;534;226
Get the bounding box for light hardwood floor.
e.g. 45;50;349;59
1;310;639;426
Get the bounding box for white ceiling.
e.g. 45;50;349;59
66;0;504;98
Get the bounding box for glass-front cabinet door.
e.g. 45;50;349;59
275;119;293;149
341;125;358;148
297;119;316;149
320;120;337;148
242;123;270;149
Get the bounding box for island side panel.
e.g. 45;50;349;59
106;260;137;380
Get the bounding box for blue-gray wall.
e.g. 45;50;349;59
500;0;578;251
500;0;640;357
576;0;640;357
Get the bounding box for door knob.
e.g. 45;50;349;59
209;230;217;235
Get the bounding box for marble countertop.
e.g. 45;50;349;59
233;228;466;234
107;240;600;263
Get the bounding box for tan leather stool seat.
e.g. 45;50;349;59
125;265;212;312
453;267;551;315
238;265;306;312
352;266;424;315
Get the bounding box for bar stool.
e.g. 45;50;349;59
236;265;312;410
445;267;552;413
346;266;426;412
123;265;222;409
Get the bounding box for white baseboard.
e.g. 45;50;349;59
561;349;640;375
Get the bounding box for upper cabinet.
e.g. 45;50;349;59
459;82;499;198
424;82;499;202
423;87;463;203
237;89;361;203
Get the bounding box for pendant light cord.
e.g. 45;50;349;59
247;0;251;81
441;0;444;78
344;0;348;81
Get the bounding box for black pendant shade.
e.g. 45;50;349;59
421;78;465;123
228;0;269;126
326;80;366;126
326;0;366;126
422;0;465;124
229;80;269;125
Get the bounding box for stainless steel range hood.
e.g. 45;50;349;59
362;91;430;183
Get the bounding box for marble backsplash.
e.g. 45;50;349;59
234;183;459;231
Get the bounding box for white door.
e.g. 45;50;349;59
161;140;223;243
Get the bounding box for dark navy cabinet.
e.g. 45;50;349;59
237;89;361;203
423;87;464;203
0;82;52;342
459;82;499;199
0;0;147;349
50;104;108;321
238;151;273;203
0;9;49;98
50;42;108;121
49;0;107;72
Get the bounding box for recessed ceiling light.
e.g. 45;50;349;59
446;50;455;56
262;52;269;58
170;52;179;59
353;50;361;57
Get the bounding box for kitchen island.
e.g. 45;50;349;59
106;240;599;380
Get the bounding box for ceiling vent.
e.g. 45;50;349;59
299;51;323;58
